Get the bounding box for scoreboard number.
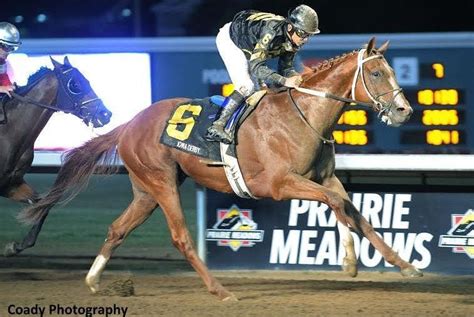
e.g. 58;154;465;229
392;57;419;86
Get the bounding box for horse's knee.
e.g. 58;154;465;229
327;193;344;213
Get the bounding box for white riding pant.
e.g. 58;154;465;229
215;23;255;97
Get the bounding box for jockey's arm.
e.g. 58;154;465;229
248;32;287;87
0;85;13;97
0;75;13;97
278;52;299;78
0;67;13;97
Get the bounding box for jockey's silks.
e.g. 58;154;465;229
0;59;12;86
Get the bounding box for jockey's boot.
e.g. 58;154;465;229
205;91;244;144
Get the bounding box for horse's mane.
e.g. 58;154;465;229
13;67;52;96
25;67;52;86
266;49;361;96
306;49;360;75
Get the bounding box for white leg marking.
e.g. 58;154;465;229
85;255;108;293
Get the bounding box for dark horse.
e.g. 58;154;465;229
19;38;420;301
3;56;112;256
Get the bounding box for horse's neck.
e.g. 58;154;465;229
297;57;358;137
4;76;57;147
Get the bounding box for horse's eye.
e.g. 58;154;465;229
372;71;381;78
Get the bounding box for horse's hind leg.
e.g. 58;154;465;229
85;179;157;293
4;180;41;256
141;173;237;301
5;180;37;204
4;213;46;257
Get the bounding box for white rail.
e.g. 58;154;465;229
32;151;474;172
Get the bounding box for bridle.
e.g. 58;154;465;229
10;66;101;118
350;48;403;116
289;48;403;142
56;67;101;115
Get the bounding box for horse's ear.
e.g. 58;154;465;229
63;56;72;67
50;56;62;69
378;40;390;55
366;37;376;54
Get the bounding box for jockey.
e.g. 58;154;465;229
0;22;21;98
205;4;320;144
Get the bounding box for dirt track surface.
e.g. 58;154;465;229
1;266;473;317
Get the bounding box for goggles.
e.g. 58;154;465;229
294;28;310;39
0;43;18;52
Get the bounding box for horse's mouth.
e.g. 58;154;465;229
83;118;104;128
84;113;112;128
381;111;411;127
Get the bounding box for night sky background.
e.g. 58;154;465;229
1;0;473;38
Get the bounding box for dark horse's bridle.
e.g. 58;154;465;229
289;48;403;143
10;66;101;120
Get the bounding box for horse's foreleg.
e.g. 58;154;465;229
274;173;422;277
322;176;357;277
147;183;237;301
85;184;157;293
343;200;422;277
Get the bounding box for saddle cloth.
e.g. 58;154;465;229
160;96;226;161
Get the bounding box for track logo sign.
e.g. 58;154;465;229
206;205;264;251
438;209;474;259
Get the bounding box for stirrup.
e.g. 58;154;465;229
205;127;232;144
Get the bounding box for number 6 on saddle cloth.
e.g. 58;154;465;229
160;91;266;162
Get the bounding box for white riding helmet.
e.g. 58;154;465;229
0;22;21;50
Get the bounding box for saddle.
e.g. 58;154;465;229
160;90;267;199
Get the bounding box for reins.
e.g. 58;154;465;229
293;86;374;108
288;48;402;143
287;89;334;144
10;92;61;111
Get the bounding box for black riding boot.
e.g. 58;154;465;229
205;91;244;144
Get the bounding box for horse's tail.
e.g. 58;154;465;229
17;124;126;225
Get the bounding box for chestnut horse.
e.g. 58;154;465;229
3;57;112;256
19;38;420;301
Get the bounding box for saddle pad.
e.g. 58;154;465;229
160;97;223;161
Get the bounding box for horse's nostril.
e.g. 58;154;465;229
397;107;410;113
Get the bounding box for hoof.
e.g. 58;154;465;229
4;242;19;257
214;286;237;301
401;267;423;277
342;258;358;277
221;293;238;302
85;276;100;294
